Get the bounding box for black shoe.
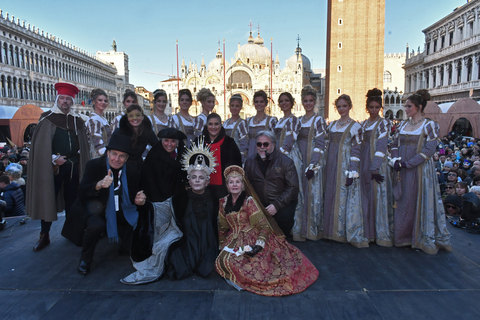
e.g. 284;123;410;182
33;232;50;252
0;219;6;231
77;260;90;275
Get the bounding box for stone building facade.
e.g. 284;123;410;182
404;0;480;103
0;10;129;122
158;31;324;120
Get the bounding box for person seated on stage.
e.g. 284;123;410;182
165;142;219;280
120;128;186;285
76;132;147;275
215;165;318;296
0;174;25;217
244;130;299;236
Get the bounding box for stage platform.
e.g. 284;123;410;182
0;215;479;320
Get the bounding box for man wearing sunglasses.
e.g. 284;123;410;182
244;130;299;237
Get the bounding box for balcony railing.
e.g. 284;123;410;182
424;35;480;63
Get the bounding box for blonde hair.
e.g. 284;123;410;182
196;88;214;103
301;85;317;100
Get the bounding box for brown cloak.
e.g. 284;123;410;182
26;111;90;222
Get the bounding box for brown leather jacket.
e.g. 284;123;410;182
244;149;299;211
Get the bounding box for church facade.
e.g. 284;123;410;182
158;31;323;120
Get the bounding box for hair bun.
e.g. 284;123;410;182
301;85;317;99
415;89;431;102
366;88;382;98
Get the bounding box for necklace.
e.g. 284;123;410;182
155;113;168;123
409;117;424;126
302;113;315;124
336;118;351;128
253;115;266;124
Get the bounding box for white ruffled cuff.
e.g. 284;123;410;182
389;157;401;167
52;154;61;165
344;170;359;178
280;147;289;155
255;239;265;248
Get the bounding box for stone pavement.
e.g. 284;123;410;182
0;215;479;320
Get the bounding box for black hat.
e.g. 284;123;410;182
157;128;187;140
107;132;132;155
444;195;462;209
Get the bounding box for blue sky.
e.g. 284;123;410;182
1;0;469;91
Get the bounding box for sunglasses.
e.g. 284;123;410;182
256;142;270;148
445;204;457;209
445;186;454;189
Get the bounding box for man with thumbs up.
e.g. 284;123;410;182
76;132;146;275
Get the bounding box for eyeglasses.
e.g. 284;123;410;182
448;173;457;176
256;142;270;148
445;204;457;209
445;186;454;189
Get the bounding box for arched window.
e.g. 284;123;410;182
33;81;37;100
15;46;20;67
7;76;12;97
42;83;46;101
383;70;392;83
13;77;17;98
28;80;32;100
20;49;25;68
0;75;5;97
2;42;8;64
9;45;14;66
467;57;472;81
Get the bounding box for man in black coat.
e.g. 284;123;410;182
244;130;299;237
75;132;146;275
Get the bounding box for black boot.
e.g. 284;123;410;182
33;232;50;252
77;260;90;275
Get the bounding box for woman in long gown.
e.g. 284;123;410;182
86;88;111;158
223;94;248;162
149;89;171;135
215;165;318;296
391;89;451;254
171;89;196;147
323;94;368;248
293;86;326;241
246;90;277;159
194;88;215;137
166;143;219;279
120;128;186;285
274;92;304;240
359;88;393;246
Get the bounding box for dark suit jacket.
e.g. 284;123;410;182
62;155;141;246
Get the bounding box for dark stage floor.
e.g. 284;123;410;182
0;215;479;320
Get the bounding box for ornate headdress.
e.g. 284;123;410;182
181;136;217;175
223;165;244;180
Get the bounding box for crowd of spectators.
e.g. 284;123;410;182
434;132;480;233
0;145;27;230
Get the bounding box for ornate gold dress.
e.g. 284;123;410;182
215;194;318;296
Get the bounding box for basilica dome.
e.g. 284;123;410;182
208;49;230;73
286;46;311;72
235;32;271;66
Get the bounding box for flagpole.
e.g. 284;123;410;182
223;38;226;120
176;39;180;113
270;38;273;112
